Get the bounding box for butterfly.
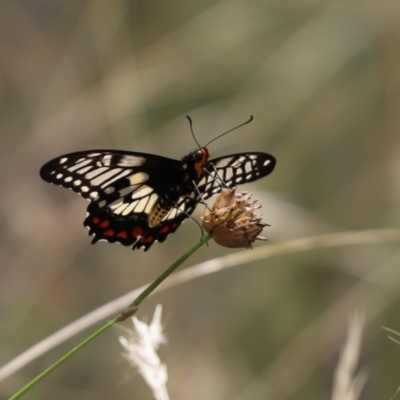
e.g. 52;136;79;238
40;129;276;251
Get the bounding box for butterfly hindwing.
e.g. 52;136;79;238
84;189;198;250
133;196;199;250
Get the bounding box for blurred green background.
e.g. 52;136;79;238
1;0;400;399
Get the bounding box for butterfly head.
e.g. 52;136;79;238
193;147;210;178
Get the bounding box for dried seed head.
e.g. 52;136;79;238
202;188;269;249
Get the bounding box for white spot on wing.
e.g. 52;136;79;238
118;185;140;197
59;157;68;164
166;208;178;220
225;167;233;180
91;169;122;186
135;197;151;212
73;180;82;186
129;172;149;185
85;167;109;179
104;186;115;194
118;155;146;167
100;169;132;187
131;186;153;199
263;160;271;167
64;177;73;182
68;159;92;172
114;203;130;215
81;186;89;192
109;199;124;209
101;155;112;166
98;200;107;208
56;173;63;179
231;157;246;168
90;191;99;200
76;166;92;174
144;194;159;213
119;202;136;215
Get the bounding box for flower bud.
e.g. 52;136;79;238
202;188;269;249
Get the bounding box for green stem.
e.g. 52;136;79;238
126;234;211;309
8;320;117;400
9;234;211;400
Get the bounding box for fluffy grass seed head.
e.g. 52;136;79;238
119;305;169;400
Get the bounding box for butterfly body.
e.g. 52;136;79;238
40;147;275;250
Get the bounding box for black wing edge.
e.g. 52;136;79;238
39;149;180;182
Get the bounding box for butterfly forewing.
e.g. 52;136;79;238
199;152;276;199
40;150;180;195
40;148;276;250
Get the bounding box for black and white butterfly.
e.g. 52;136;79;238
40;128;276;250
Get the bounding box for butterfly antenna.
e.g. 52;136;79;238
188;182;212;243
186;116;202;149
204;115;254;148
191;180;212;212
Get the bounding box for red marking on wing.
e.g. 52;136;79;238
143;235;154;243
159;226;170;234
104;230;114;237
133;227;143;237
92;217;100;224
117;231;128;239
100;220;110;228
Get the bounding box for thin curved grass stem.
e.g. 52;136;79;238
8;234;211;400
3;229;400;394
